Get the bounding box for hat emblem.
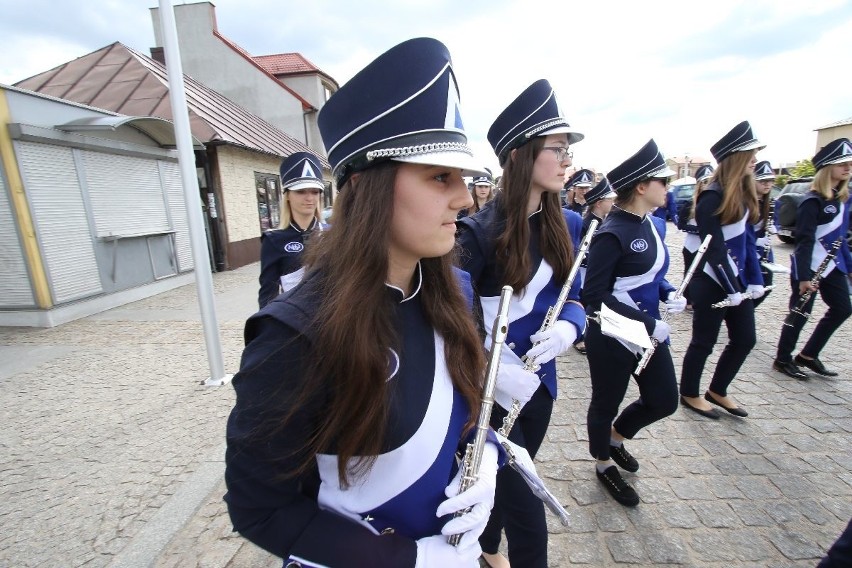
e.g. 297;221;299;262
301;161;320;179
824;205;838;215
630;239;649;252
284;242;304;253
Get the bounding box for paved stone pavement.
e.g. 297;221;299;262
1;228;850;567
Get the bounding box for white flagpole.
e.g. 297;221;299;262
158;0;231;386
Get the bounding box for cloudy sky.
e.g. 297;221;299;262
1;0;851;175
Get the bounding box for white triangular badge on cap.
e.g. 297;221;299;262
300;160;320;180
842;141;852;156
445;75;463;130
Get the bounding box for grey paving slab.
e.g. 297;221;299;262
1;230;850;567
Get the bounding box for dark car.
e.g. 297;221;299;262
774;177;852;249
670;179;696;228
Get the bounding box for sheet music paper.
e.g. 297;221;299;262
597;303;652;350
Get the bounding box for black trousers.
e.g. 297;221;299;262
776;269;851;363
752;264;774;308
681;274;757;397
480;384;552;568
586;324;678;460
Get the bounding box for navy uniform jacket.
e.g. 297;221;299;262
582;208;676;352
791;192;852;282
682;183;763;293
753;197;777;263
457;200;585;399
226;267;476;567
258;218;322;308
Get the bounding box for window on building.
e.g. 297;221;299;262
255;172;281;232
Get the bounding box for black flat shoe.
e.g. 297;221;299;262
704;392;748;417
610;443;639;473
596;465;639;507
773;359;809;380
574;343;587;355
794;355;838;377
680;396;720;419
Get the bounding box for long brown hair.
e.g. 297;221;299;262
812;166;851;202
282;162;484;486
712;150;759;225
495;137;575;290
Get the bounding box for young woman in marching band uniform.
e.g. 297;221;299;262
752;160;778;308
582;140;683;507
773;138;852;379
680;121;766;419
257;151;326;308
457;79;586;568
225;38;501;568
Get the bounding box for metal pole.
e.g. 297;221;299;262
158;0;231;386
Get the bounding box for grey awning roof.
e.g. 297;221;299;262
56;116;204;149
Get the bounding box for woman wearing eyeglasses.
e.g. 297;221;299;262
257;152;326;308
581;140;682;507
679;121;765;419
457;79;586;568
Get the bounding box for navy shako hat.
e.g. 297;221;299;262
753;160;775;181
317;37;486;185
279;152;325;191
812;137;852;171
710;121;765;163
472;173;495;187
565;168;594;189
695;164;715;183
487;79;584;166
584;177;616;205
607;139;676;192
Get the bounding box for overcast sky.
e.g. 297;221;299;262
1;0;851;175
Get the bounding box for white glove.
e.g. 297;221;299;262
429;442;498;561
525;320;577;366
746;284;765;299
754;237;769;248
665;291;687;313
725;292;744;307
651;320;671;343
493;360;539;412
767;225;778;235
414;535;479;568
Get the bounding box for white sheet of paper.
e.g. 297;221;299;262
597;303;652;350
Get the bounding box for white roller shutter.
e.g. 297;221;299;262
17;142;102;303
0;168;35;307
83;152;169;237
159;160;193;271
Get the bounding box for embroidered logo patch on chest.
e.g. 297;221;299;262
284;242;304;253
630;239;649;253
824;205;838;215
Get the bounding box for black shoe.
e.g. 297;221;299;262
596;465;640;507
794;355;838;377
680;396;721;419
704;392;748;417
773;359;809;380
610;443;639;472
574;342;587;355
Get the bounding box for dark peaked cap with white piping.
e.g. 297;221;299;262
709;120;765;163
317;37;486;186
487;79;583;166
753;160;775;181
812;137;852;171
607;139;676;192
279;151;325;191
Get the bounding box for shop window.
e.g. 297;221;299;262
255;172;281;232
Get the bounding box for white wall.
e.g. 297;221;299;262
215;145;281;244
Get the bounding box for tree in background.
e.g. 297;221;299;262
791;158;816;178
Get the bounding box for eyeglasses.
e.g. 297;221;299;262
542;147;573;162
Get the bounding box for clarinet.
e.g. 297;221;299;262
448;286;512;546
634;234;711;375
783;237;843;327
498;219;599;437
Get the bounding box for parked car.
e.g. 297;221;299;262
774;177;852;250
670;177;696;227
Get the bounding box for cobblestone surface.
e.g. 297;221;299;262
1;230;850;567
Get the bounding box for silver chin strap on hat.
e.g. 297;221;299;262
366;142;473;161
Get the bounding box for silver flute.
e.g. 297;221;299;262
634;234;711;374
448;285;512;546
498;218;599;437
711;285;775;308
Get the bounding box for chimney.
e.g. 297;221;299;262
150;47;165;65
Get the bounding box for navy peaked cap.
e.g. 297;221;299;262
317;37;486;185
607;139;676;191
710;121;765;162
279;152;325;191
472;173;495;186
585;176;616;205
695;164;715;182
487;79;583;166
753;160;775;181
813;137;852;171
565;168;595;188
